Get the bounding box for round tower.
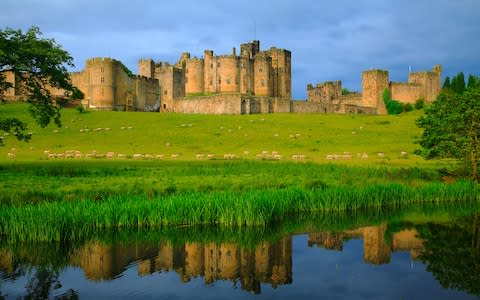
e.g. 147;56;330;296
217;56;240;93
253;53;272;97
185;58;205;95
86;58;116;109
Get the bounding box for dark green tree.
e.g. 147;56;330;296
416;216;480;296
452;72;466;94
0;26;83;146
416;77;480;180
442;76;451;89
467;74;478;88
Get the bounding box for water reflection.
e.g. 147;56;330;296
0;212;478;299
69;238;292;293
308;226;423;264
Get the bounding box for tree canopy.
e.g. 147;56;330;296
0;26;83;146
416;74;480;180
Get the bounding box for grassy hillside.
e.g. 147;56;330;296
0;102;446;167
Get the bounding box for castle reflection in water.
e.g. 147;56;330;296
0;225;424;294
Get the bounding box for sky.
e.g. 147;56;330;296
1;0;479;99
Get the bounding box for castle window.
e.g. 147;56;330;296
218;78;221;84
217;62;220;67
226;78;231;84
164;90;168;95
211;63;213;68
100;67;104;73
101;77;104;83
259;68;263;72
261;80;265;87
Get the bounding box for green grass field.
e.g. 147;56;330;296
2;102;477;242
0;102;442;166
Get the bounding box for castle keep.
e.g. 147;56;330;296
137;40;292;113
1;39;442;115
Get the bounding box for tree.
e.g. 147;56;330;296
415;77;480;181
442;76;451;89
0;26;83;146
451;72;466;94
467;74;478;88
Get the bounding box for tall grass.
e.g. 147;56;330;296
0;160;442;206
1;181;478;242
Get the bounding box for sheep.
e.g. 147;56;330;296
377;152;385;158
48;153;56;159
273;154;282;160
171;154;179;159
400;151;408;158
117;154;127;159
196;154;204;160
106;152;115;159
207;154;215;160
361;153;369;159
256;154;264;159
155;154;164;160
7;152;15;159
145;154;154;160
75;153;83;159
133;154;144;160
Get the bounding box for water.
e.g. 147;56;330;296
1;212;479;299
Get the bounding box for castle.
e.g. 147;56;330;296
306;65;442;114
1;40;442;115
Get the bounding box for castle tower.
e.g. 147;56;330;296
86;58;116;109
240;40;260;59
203;50;217;94
362;70;389;113
138;59;155;78
408;65;442;103
185;58;205;95
267;47;292;99
217;55;240;93
253;52;272;96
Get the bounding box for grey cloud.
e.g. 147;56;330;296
1;0;479;99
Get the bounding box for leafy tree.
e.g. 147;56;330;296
442;76;451;89
416;77;480;180
0;26;83;146
341;88;350;95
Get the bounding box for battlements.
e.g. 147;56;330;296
85;57;120;66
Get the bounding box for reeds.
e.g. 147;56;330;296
1;181;478;242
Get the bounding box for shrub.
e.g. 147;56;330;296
415;99;425;109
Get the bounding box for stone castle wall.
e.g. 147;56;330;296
307;81;342;103
390;82;422;103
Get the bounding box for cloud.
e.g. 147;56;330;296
1;0;479;98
